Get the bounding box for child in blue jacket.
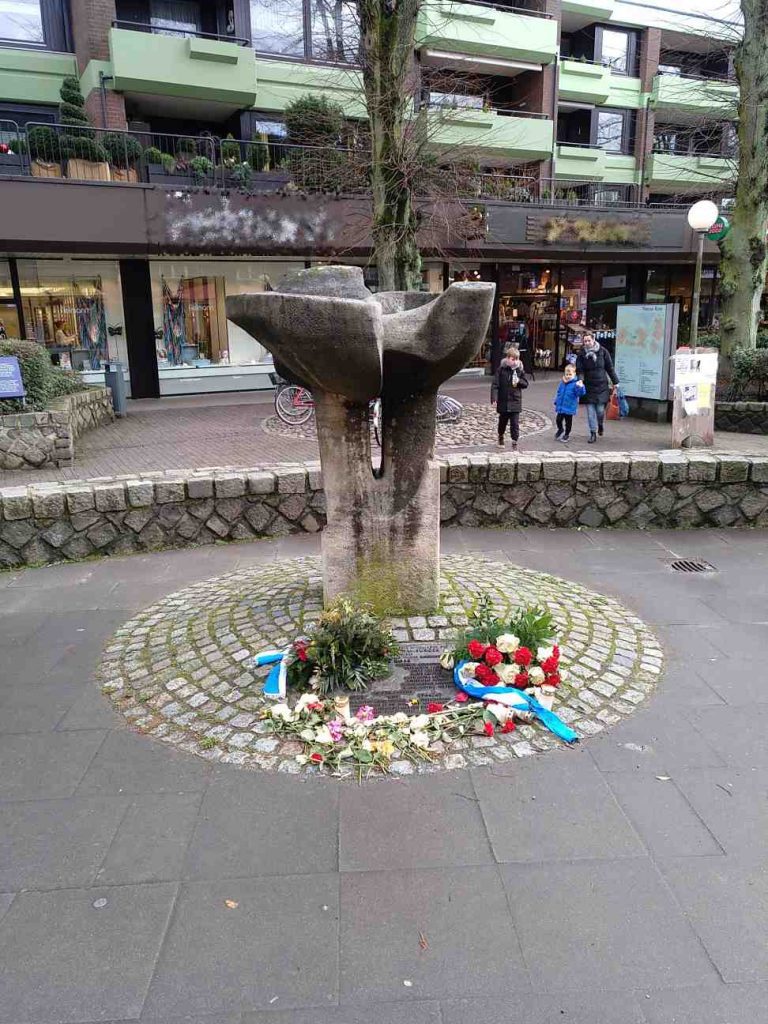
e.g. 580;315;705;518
554;363;586;442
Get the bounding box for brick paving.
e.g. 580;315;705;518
2;373;767;486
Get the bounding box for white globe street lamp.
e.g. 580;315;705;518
687;200;719;348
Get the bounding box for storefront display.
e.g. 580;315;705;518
0;260;21;340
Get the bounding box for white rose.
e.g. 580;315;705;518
391;712;409;725
536;646;555;663
529;666;545;685
496;633;520;654
459;662;480;684
299;728;315;742
439;650;455;670
295;693;319;714
411;730;430;749
314;725;334;745
271;703;292;721
496;663;518;686
360;738;373;751
409;714;430;731
352;722;369;739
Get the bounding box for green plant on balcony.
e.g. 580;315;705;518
60;136;109;163
220;134;241;167
161;153;177;173
284;94;345;146
26;125;60;163
189;155;213;183
230;162;253;188
58;75;110;180
247;135;271;172
143;146;165;166
175;137;199;167
102;133;143;168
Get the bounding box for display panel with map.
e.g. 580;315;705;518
614;304;679;401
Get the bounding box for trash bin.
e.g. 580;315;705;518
103;361;127;418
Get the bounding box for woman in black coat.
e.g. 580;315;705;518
575;334;619;443
491;345;529;450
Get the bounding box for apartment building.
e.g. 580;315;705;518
0;0;737;396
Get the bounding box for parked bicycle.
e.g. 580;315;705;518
271;373;462;442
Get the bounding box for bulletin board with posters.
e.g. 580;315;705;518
670;349;719;447
613;304;679;401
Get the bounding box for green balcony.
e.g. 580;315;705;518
646;152;735;193
561;0;615;19
254;60;364;116
555;143;605;180
416;2;558;65
0;49;77;105
604;154;639;184
429;109;554;164
605;75;643;109
558;59;611;104
109;27;257;108
651;74;738;119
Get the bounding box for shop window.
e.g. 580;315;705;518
0;260;21;340
587;264;628;349
16;259;127;371
645;267;668;303
497;265;557;373
0;0;43;44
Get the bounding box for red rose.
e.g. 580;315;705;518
454;692;469;703
427;702;444;714
0;143;8;154
514;671;529;689
475;664;499;687
307;701;323;711
553;644;560;659
297;648;308;662
484;721;495;736
310;752;324;763
501;720;516;733
484;646;503;667
514;647;532;667
467;639;487;660
545;672;561;687
542;655;559;674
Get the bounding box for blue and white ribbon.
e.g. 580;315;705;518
253;649;288;699
453;661;578;744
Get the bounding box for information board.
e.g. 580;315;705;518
614;304;678;401
0;356;25;399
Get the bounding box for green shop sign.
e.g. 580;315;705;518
706;216;730;242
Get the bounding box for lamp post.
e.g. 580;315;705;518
687;199;719;348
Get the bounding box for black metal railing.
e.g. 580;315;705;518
111;19;249;45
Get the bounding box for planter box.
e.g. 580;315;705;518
0;152;23;175
30;160;62;178
147;164;194;186
110;166;139;183
65;159;112;182
250;170;291;192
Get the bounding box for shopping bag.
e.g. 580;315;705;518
606;390;620;420
618;386;630;418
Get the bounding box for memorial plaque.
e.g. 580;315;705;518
349;641;463;715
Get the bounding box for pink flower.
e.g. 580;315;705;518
327;719;345;742
455;691;469;703
355;705;376;722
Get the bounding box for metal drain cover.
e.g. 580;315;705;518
668;558;717;574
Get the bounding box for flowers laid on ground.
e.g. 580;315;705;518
264;690;527;778
284;598;399;695
448;597;565;710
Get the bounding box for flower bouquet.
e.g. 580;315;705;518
446;598;563;711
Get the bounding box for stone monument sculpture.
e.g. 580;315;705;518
227;266;495;614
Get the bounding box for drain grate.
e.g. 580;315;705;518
668;558;717;574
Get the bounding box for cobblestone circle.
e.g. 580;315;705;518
97;555;663;777
262;404;550;447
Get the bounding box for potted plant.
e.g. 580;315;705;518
102;132;143;182
0;136;24;175
189;154;213;184
27;124;62;178
59;76;110;181
247;133;291;190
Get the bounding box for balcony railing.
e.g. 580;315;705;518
111;19;249;45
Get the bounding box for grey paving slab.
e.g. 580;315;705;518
0;881;177;1024
340;867;529;1003
642;980;768;1024
142;875;339;1017
648;668;724;710
673;768;768;858
96;793;203;885
243;1003;442;1024
0;893;15;924
0;795;128;891
440;991;647;1024
659;855;768;983
586;709;725;773
653;624;724;665
501;859;715;993
471;752;645;863
0;610;49;645
339;772;493;872
0;729;106;799
603;772;724;858
76;729;212;795
0;680;87;733
183;774;338;880
687;706;768;767
600;586;729;628
705;622;768;660
56;686;126;729
693;657;768;705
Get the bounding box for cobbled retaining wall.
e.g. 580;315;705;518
1;451;768;568
0;387;113;471
715;401;768;435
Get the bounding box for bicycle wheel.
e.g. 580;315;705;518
275;385;314;425
436;394;463;424
371;398;382;447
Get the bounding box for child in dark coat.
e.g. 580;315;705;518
491;345;529;450
553;363;586;443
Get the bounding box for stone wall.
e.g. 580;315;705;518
1;451;767;568
715;401;768;435
0;387;113;470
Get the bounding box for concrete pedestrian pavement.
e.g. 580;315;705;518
2;373;767;486
1;527;767;1022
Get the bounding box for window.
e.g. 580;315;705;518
0;0;44;44
597;27;637;76
595;109;625;153
428;92;484;111
309;0;359;62
149;0;202;38
250;0;304;56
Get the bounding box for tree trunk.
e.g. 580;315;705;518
357;0;422;291
717;0;768;359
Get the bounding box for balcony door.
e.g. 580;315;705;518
149;0;202;37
